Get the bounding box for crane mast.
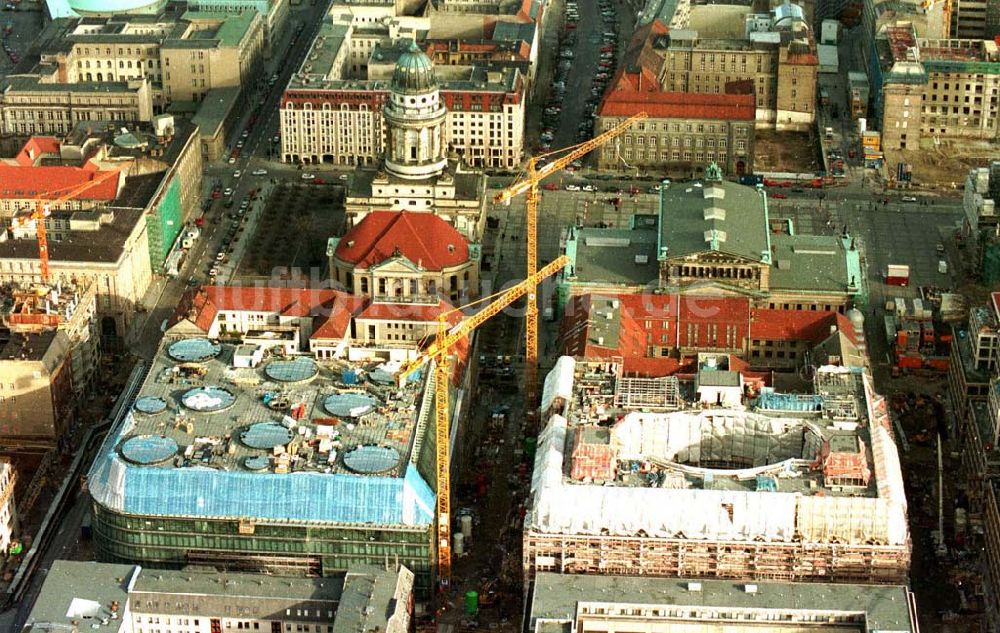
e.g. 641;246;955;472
396;255;570;587
492;113;647;427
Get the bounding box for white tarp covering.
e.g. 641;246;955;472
611;410;812;466
530;413;909;545
541;356;576;413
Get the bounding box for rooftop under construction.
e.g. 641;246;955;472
87;334;440;592
523;356;910;586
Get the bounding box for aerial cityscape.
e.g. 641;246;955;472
0;0;995;629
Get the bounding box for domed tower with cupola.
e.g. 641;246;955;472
383;41;448;180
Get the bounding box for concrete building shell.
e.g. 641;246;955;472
522;357;911;585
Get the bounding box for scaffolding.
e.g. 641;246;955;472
613;375;682;411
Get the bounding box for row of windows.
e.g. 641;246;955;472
622;136;732;149
615;150;731;164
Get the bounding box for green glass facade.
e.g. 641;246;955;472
145;177;183;272
92;504;435;595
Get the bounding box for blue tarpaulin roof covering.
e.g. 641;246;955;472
88;411;435;526
753;391;824;412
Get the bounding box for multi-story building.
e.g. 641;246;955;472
524;356;909;585
860;0;952;94
595;73;755;176
339;42;488;243
167;285;366;357
279;20;527;170
188;0;291;56
159;11;266;103
0;459;16;556
652;3;818;129
329;211;480;304
875;23;1000;150
527;573;918;633
559;293;865;374
2;280;101;409
0;328;74;449
8;9;265;129
86;331;444;594
0;76;154;137
1;118;202;272
557;164;863;312
0;137;124;217
948;296;999;424
22;560;413;633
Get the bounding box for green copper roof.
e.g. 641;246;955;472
392;40;437;94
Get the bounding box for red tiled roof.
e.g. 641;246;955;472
598;89;756;121
0;164;120;200
334;212;470;271
357;300;459;323
171;286;367;338
561;293;855;373
750;308;849;344
14;137;61;166
310;295;368;341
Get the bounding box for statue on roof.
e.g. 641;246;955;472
705;162;723;182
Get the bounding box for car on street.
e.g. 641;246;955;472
565;184;581;191
223;187;233;196
582;184;596;192
241;130;249;139
339;173;349;181
902;196;917;202
936;243;946;254
209;268;219;278
301;173;316;180
236;140;244;149
228;156;237;164
771;192;788;199
252;169;268;176
216;252;226;262
628;186;640;195
211;190;221;199
543;183;559;190
233;170;242;178
272;135;280;143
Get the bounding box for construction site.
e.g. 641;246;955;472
85;334;444;594
523;356;911;588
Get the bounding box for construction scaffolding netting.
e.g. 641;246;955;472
88;411;436;526
529;412;908;545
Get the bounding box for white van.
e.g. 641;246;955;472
938;259;948;274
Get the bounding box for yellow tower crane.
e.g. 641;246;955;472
492;112;647;426
396;255;570;588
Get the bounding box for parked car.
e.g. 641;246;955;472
582;184;596;192
565;184;581;191
233;170;242;178
252;169;268;176
771;192;788;199
543;183;559;190
902;195;917;202
301;173;316;180
223;187;233;196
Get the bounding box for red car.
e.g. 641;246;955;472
771;192;788;199
543;183;559;190
566;22;577;29
211;190;221;199
195;216;206;227
313;178;326;185
628;186;640;195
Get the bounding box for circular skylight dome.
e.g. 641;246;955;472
265;357;319;383
244;455;270;471
343;445;401;474
324;392;378;418
181;386;236;412
240;421;294;450
120;435;178;465
168;338;221;363
134;396;168;415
